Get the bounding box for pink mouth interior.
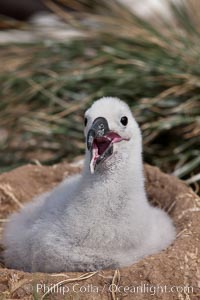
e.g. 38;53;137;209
94;137;110;156
90;132;127;173
93;132;123;157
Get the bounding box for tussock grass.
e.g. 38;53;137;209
0;0;199;188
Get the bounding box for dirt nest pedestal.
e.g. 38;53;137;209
0;163;199;299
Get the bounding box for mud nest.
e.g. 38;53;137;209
0;163;199;300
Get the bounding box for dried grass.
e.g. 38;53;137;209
41;271;98;299
0;0;199;191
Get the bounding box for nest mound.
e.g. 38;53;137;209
0;163;199;299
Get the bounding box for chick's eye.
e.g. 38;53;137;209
84;117;88;127
120;116;128;126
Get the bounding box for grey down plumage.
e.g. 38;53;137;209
3;97;175;272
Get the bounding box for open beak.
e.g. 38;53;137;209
87;117;125;174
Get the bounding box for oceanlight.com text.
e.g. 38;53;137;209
37;282;193;296
108;283;193;295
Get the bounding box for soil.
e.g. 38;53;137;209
0;162;199;300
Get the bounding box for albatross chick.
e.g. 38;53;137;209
3;97;175;272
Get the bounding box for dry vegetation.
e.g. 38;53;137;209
0;0;199;190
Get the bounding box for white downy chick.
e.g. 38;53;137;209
3;97;175;272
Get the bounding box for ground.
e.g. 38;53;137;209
0;162;199;299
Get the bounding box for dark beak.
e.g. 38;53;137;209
87;117;113;173
87;117;110;151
